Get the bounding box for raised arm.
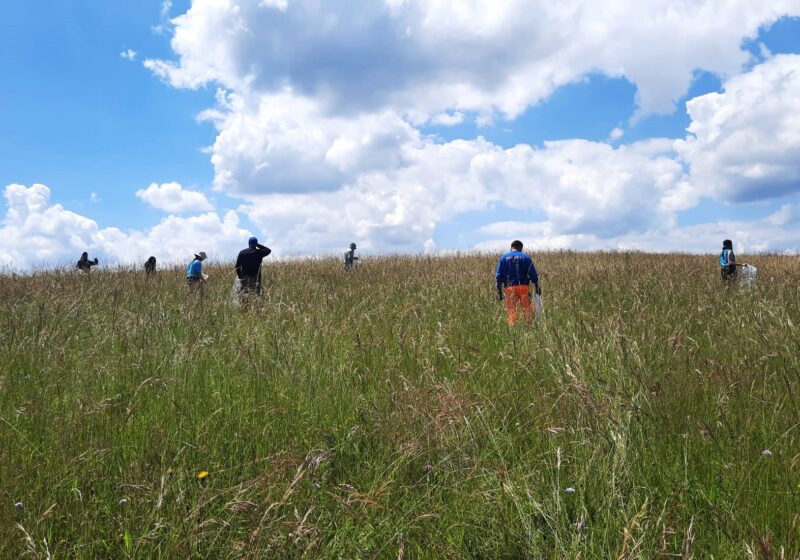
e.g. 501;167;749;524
257;243;272;257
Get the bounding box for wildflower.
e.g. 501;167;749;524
14;502;23;510
761;449;773;457
313;481;321;490
198;470;209;481
166;467;174;476
423;463;433;473
565;487;576;494
119;498;128;506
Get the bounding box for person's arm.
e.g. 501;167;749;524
496;258;506;301
90;258;98;267
257;243;271;257
730;251;747;267
235;253;244;278
529;260;541;295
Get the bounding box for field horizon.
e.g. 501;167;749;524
1;252;798;558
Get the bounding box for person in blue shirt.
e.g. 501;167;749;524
720;239;747;283
186;251;207;293
496;240;540;325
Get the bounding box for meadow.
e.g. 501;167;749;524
1;252;798;559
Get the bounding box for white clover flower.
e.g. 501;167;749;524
565;487;576;494
761;449;773;457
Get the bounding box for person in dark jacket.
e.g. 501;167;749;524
343;242;359;270
235;237;271;296
76;252;99;273
495;240;540;326
144;256;157;275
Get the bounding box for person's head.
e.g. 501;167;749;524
510;240;523;251
350;242;357;250
147;256;156;264
195;251;207;261
81;251;88;259
723;239;733;250
248;236;258;248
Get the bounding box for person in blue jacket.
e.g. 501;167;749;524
496;240;540;325
720;239;747;283
186;251;207;294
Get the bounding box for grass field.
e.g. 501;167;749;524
1;252;799;559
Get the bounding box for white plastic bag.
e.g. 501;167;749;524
739;265;757;289
533;293;545;317
229;277;242;307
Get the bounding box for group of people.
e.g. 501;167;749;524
75;239;359;284
74;237;747;324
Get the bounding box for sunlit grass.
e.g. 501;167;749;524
1;252;798;558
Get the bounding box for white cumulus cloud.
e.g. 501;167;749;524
136;181;214;213
677;54;800;203
120;49;137;61
145;0;800;119
0;184;250;271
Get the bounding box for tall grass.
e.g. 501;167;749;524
1;252;798;558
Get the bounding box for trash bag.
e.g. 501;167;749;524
533;293;545;317
229;277;242;307
740;264;757;289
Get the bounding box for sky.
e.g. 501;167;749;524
1;1;800;270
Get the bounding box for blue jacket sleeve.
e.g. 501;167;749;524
529;259;538;285
496;257;506;288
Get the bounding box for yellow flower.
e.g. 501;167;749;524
198;470;209;481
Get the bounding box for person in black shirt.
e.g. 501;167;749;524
343;242;359;270
76;252;98;273
144;256;157;275
235;237;271;296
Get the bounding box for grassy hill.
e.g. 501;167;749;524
1;253;798;558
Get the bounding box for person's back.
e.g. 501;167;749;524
186;258;202;279
235;237;271;294
495;240;540;326
144;256;157;275
496;251;536;287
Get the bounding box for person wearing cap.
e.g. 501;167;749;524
144;256;157;276
343;242;359;270
495;240;541;326
235;237;272;296
76;251;99;273
186;251;207;292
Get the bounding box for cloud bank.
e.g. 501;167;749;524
0;184;250;270
3;2;799;270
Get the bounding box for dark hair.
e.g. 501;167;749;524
722;239;733;249
511;240;523;250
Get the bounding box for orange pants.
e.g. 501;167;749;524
505;285;532;325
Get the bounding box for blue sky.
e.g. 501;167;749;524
1;2;799;268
